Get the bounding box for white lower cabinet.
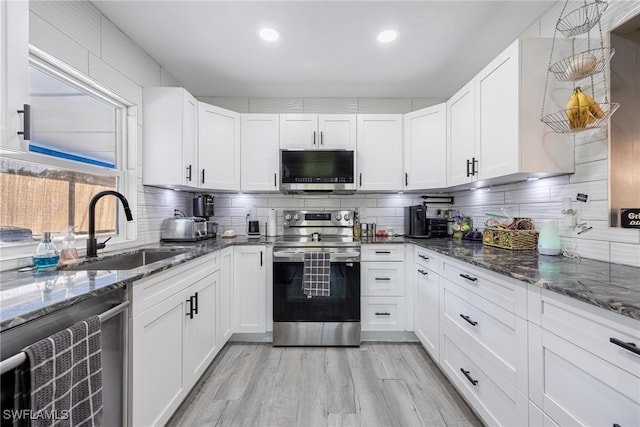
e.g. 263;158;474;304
361;244;406;331
218;247;234;345
233;245;267;333
128;252;220;427
414;247;440;362
440;324;529;426
528;291;640;427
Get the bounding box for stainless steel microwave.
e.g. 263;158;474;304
280;149;356;193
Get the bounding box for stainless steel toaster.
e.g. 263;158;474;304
160;217;208;242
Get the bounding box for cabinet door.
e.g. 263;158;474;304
143;87;198;187
416;266;439;362
130;293;186;427
198;102;240;190
357;114;403;191
241;114;280;191
477;41;519;181
233;245;266;333
183;271;219;388
1;0;29;152
318;114;356;149
404;104;447;190
447;80;476;187
279;114;317;148
218;247;234;345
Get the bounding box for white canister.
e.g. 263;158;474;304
538;220;561;255
267;209;277;237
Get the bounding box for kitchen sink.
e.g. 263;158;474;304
67;248;191;271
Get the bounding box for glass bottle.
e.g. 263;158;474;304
33;231;60;270
353;211;361;239
59;226;79;265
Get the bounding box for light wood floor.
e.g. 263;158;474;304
168;343;483;427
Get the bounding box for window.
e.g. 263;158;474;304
0;58;130;248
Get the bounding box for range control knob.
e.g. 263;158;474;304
293;213;301;221
284;213;292;221
335;213;343;221
343;213;351;221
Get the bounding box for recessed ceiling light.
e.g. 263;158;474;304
377;30;398;43
259;27;280;42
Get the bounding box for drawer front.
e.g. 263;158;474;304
441;277;527;392
441;259;526;317
361;244;405;262
361;262;404;296
130;251;219;316
541;293;640;379
441;325;528;427
361;296;406;331
536;329;640;427
415;247;439;273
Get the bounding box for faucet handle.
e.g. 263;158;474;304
97;236;112;250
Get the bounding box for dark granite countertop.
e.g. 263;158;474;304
0;236;275;332
366;236;640;321
1;235;638;332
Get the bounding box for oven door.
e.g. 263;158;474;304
273;250;360;322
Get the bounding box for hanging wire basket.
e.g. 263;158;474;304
549;48;615;81
556;1;609;37
541;102;619;133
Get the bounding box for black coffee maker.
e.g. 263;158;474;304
193;195;217;238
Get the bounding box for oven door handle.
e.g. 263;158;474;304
273;251;360;263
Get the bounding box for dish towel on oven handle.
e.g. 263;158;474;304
302;251;331;297
14;315;104;427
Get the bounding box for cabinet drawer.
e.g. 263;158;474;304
531;327;640;427
129;251;219;317
441;325;528;427
441;259;526;317
540;292;640;379
361;296;406;331
441;277;528;392
361;262;404;296
361;244;405;262
415;247;439;273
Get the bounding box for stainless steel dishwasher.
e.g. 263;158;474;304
0;287;128;427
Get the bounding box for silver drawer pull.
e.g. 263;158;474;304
375;312;391;316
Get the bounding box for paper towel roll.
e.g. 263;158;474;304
267;209;277;236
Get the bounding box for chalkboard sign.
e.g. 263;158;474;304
621;208;640;228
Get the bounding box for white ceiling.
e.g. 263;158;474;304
91;0;558;99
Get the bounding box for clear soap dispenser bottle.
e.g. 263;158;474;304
59;226;79;265
33;231;60;270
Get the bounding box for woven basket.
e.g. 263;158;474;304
482;228;539;250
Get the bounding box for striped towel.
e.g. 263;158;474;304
14;316;104;427
302;251;331;297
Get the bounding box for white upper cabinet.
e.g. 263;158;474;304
403;103;447;190
318;114;356;149
198;102;240;191
143;87;198;188
447;38;574;188
447;80;477;187
241;114;280;191
356;114;403;191
1;0;29;152
280;114;356;149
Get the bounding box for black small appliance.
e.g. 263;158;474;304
404;205;448;238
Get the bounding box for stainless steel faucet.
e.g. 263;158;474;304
87;191;134;257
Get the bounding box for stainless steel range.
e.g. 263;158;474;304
272;210;360;346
